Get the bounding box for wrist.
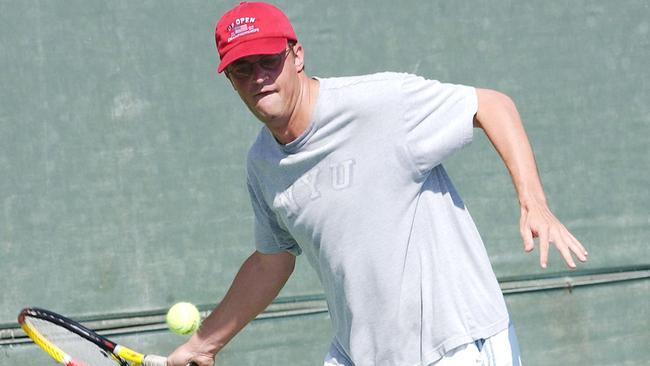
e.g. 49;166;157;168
518;190;547;209
186;331;224;357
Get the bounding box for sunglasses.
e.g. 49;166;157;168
226;47;292;80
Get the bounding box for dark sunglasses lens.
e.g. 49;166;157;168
229;64;253;78
228;49;288;78
259;54;283;70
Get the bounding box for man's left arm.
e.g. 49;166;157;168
473;88;588;269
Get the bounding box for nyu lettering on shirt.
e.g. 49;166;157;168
246;73;509;365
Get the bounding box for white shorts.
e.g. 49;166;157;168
323;323;521;366
431;323;522;366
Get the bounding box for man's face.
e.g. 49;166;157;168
226;43;302;126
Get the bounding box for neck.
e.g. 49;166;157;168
269;75;319;145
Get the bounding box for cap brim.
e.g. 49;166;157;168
217;37;288;73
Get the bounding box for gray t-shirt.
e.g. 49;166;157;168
246;72;509;365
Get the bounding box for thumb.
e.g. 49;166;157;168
520;207;534;252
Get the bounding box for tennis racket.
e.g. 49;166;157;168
19;307;197;366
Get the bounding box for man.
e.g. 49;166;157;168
168;2;588;365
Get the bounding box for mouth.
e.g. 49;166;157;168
254;90;275;98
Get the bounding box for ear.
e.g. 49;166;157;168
292;43;305;73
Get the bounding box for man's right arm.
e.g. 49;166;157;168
167;250;296;366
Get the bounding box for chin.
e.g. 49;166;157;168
254;97;283;118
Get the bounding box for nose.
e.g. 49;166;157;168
251;63;269;84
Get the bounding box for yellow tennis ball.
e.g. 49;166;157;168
166;302;201;335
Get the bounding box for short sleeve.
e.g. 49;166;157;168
401;74;477;175
246;175;302;256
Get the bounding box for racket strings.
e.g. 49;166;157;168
26;316;124;366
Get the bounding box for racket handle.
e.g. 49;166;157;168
142;354;167;366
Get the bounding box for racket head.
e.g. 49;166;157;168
18;307;129;366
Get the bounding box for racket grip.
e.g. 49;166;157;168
142;354;167;366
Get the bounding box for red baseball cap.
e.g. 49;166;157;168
215;2;297;73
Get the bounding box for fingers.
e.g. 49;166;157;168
169;359;210;366
521;206;552;268
566;230;588;260
167;352;213;366
520;208;535;252
538;226;550;269
521;205;589;269
559;230;584;263
553;229;576;269
546;226;589;269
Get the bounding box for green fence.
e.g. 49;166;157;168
1;1;648;365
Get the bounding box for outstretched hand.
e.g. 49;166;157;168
519;201;588;269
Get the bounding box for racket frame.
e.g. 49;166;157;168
18;307;166;366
